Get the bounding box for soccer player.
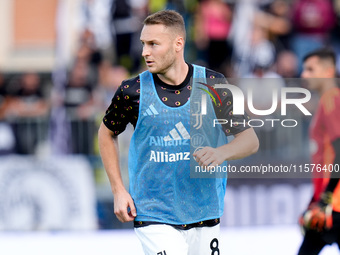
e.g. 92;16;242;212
298;48;340;254
98;10;259;255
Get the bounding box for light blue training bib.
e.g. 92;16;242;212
128;65;228;224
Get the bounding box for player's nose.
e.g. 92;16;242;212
142;46;150;57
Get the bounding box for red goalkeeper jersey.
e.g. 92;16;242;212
310;87;340;212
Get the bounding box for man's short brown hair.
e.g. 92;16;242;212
303;48;336;66
143;10;186;40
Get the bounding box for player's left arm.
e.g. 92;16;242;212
194;71;259;166
193;128;259;167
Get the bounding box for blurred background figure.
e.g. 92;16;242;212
194;0;233;73
239;44;285;156
76;29;103;86
230;0;291;76
110;0;148;73
0;72;15;154
96;60;129;110
6;72;49;154
0;73;8;119
291;0;336;73
255;0;292;52
276;50;299;78
64;59;96;155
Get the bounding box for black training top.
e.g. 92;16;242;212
103;63;250;136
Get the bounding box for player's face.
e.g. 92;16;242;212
301;56;325;90
140;24;177;74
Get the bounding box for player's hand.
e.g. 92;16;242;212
299;193;333;233
193;146;224;167
113;189;137;223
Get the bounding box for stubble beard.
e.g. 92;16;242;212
148;51;176;75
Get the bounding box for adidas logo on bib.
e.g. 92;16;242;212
164;122;190;141
143;104;159;116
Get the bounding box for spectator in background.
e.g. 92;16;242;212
275;49;315;158
194;0;233;73
0;73;9;119
330;0;340;75
8;73;49;118
80;0;113;55
239;42;285;155
291;0;336;73
110;0;147;73
276;50;299;78
248;20;277;73
7;72;49;154
64;60;96;154
230;0;283;77
257;0;292;53
0;73;15;154
96;60;129;110
76;29;103;86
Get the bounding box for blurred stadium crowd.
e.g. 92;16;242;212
0;0;339;230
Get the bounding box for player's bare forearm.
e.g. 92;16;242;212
98;122;125;194
98;122;136;222
194;128;259;167
221;128;259;160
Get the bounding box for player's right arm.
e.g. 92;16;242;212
98;123;137;222
98;78;140;222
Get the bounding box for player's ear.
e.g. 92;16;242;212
174;36;185;52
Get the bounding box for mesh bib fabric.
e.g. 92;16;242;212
128;65;228;224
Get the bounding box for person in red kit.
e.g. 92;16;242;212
298;48;340;254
